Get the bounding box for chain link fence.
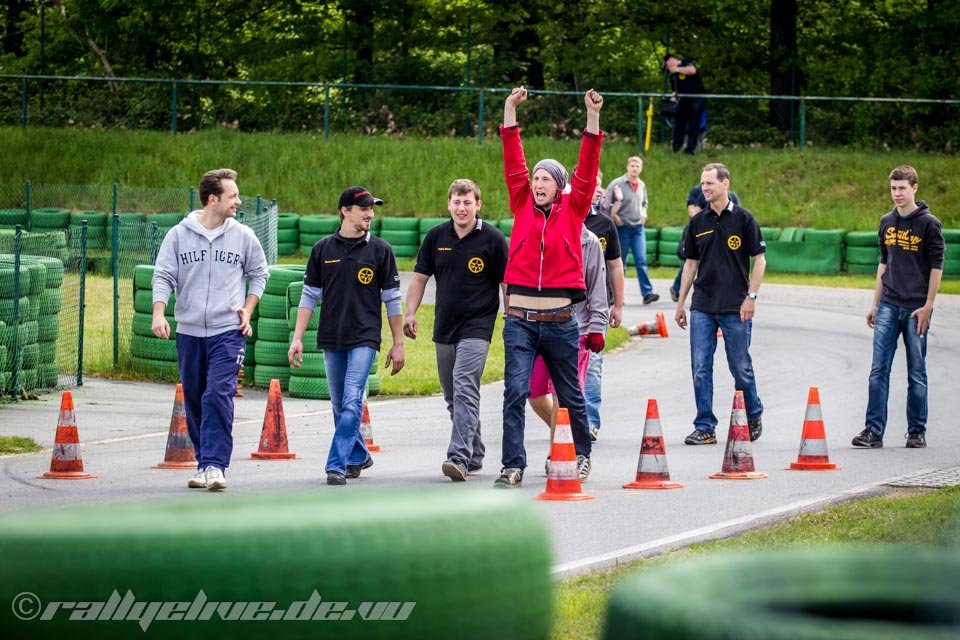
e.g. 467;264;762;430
0;182;278;398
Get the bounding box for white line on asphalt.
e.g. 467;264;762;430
550;468;939;579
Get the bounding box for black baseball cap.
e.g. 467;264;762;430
338;186;383;209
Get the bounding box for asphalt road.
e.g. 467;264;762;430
2;275;958;576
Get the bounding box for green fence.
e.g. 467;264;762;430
0;182;278;398
3;75;960;150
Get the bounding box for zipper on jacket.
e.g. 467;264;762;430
537;209;547;291
204;237;213;333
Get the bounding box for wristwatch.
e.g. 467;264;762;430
746;292;758;300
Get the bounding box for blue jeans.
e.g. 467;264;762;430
671;265;683;294
690;310;763;433
176;330;246;472
618;225;653;297
584;327;606;429
502;315;591;470
323;346;377;474
864;302;929;437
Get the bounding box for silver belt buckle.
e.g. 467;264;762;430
526;309;538;321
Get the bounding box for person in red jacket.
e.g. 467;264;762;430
495;86;604;488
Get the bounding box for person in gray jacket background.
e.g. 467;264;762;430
606;156;659;304
152;168;269;491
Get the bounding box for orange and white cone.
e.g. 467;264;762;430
360;394;381;452
155;383;197;469
39;391;96;480
710;391;767;480
251;379;296;459
788;387;838;471
536;408;594;501
627;312;669;337
623;399;683;490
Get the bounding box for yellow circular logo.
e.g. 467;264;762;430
468;257;485;274
727;235;742;250
599;236;607;252
357;267;374;284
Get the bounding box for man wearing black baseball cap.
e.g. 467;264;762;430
289;186;404;485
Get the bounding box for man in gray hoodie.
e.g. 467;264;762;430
152;168;269;491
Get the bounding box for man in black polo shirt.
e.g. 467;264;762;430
674;163;766;445
663;54;707;155
404;179;508;481
288;186;405;485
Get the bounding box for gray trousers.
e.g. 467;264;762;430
436;338;489;467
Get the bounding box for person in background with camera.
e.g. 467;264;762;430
663;54;707;155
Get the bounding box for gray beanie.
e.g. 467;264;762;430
532;159;568;192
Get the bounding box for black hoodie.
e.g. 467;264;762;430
877;201;944;308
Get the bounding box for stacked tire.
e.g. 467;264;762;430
298;215;339;255
658;226;684;267
0;254;65;393
129;265;179;379
499;218;514;243
380;217;419;258
844;230;880;275
286;280;327;400
69;210;108;253
943;229;960;278
644;227;659;267
253;265;304;390
277;212;300;256
419;217;448;246
0;209;27;228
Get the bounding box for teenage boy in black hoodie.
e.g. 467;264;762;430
853;165;944;449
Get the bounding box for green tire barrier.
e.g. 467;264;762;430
0;344;6;369
0;321;28;349
367;372;382;396
254;340;291;367
130;356;179;378
419;217;449;233
293;329;320;353
845;230;878;247
381;217;420;232
21;342;39;369
289;374;330;399
0;489;551;640
644;227;659;242
391;244;419;258
39;362;58;388
803;228;845;244
18;367;38;390
658;241;681;268
299;232;326;248
265;265;307;296
38;289;62;314
278;228;299;243
278;212;300;229
298;215;340;234
942;229;960;243
760;226;782;241
0;296;29;325
659;226;684;242
380;229;419;245
130;335;178;362
38;340;56;363
242;363;256;383
33;256;64;288
0;267;30;298
277;242;299;256
29;208;70;229
147;213;183;226
287;306;319;330
257;317;291;342
37;315;59;342
845;246;880;265
499;218;515;235
21;320;38;344
370;358;379;375
133;265;155;290
765;240;843;274
603;548;960;640
132;312;176;337
942;258;960;277
254;363;291;389
0;209;27;225
133;289;175;316
258;293;289;319
69;210;107;226
298;352;326;377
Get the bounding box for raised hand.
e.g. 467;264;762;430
584;89;603;113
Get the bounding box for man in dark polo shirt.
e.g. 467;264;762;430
404;179;508;481
674;163;766;445
663;54;707;155
288;186;405;485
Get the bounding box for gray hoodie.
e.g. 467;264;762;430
153;211;269;338
575;226;609;335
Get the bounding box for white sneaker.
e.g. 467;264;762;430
188;469;207;489
205;466;227;491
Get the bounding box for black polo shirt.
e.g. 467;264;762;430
304;230;400;351
415;218;508;343
584;208;621;306
682;201;765;314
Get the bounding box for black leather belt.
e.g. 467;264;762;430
506;306;574;323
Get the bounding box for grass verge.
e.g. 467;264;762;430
0;435;43;455
551;486;960;640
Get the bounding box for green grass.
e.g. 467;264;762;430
0;435;43;455
3;127;960;229
552;486;960;640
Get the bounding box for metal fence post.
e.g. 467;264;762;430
477;89;485;145
11;225;22;394
77;221;87;386
323;84;330;141
256;195;262;219
20;78;26;128
171;81;178;135
799;98;806;149
24;180;31;231
637;97;644;154
111;211;119;367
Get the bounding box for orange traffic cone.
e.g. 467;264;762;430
788;387;838;471
536;408;594;501
154;383;197;469
251;379;296;459
360;394;381;452
623;399;683;490
710;391;767;480
627;312;669;337
39;391;96;480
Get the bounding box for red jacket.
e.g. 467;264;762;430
501;125;603;292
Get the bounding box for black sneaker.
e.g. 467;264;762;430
670;288;679;302
643;293;660;305
326;471;347;485
493;468;523;488
851;429;883;448
748;417;763;442
684;429;717;445
905;432;927;449
442;459;467;481
345;457;374;479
